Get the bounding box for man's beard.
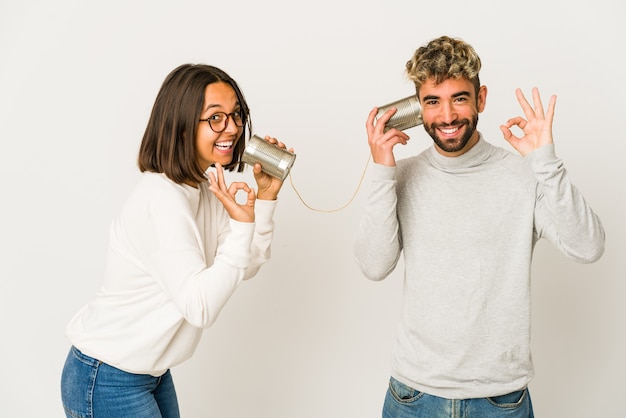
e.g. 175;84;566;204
424;114;478;154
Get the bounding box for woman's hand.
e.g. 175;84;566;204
253;135;293;200
208;163;256;223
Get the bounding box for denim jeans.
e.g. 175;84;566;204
61;346;180;418
382;377;534;418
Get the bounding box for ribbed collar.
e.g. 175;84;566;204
425;132;493;172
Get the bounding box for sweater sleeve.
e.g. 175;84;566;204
242;199;276;280
354;163;402;281
181;199;277;327
528;144;605;263
130;190;277;329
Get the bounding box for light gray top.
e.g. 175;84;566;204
354;135;604;398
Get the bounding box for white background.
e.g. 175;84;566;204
1;0;624;417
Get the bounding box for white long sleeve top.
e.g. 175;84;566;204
354;136;605;399
66;172;276;376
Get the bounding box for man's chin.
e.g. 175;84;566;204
435;138;465;153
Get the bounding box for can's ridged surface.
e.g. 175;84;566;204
376;95;423;131
242;135;296;181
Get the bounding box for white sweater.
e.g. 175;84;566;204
66;172;276;376
354;136;604;399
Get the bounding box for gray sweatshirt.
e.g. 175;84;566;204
354;135;604;399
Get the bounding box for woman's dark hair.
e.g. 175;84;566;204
138;64;251;184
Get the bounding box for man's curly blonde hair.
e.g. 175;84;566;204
406;35;481;96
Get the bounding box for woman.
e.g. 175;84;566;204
61;64;289;418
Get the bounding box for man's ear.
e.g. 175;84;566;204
477;85;487;113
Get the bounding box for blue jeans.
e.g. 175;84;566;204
382;377;534;418
61;346;180;418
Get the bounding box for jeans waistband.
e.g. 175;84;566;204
71;346;102;367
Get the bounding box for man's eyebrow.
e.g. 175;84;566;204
423;91;472;102
452;91;471;98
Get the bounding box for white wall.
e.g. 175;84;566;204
1;1;624;417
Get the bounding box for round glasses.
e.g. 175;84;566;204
199;111;244;133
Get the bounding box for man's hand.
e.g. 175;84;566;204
500;87;556;157
366;106;410;166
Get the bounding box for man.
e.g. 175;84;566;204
354;35;605;417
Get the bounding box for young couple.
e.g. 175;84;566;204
61;35;604;418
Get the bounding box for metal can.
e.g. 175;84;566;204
242;134;296;181
376;95;423;132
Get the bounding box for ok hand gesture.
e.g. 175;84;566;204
500;87;556;157
208;163;256;223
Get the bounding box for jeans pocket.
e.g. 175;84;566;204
487;388;527;408
61;347;101;418
388;377;424;403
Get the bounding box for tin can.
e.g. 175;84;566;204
242;134;296;181
376;95;423;132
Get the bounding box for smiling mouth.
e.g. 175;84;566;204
215;141;234;151
438;125;461;136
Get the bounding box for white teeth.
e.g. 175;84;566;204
440;127;459;134
215;141;233;149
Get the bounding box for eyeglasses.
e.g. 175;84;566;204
199;111;244;133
